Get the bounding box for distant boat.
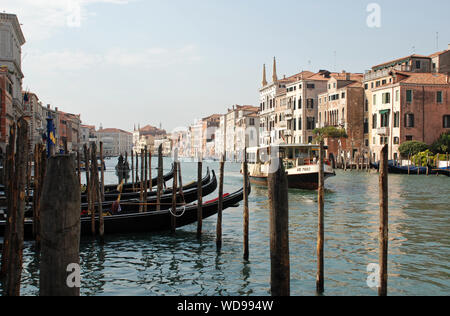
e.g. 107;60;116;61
244;144;335;190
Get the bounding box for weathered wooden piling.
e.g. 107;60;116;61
83;145;93;235
379;145;389;296
144;146;148;212
216;154;225;251
1;124;16;279
197;155;203;239
171;149;178;233
139;149;144;213
243;148;250;261
156;145;163;211
178;161;185;204
100;142;105;201
268;152;290;297
148;151;152;192
316;141;325;294
3;119;29;296
91;143;104;239
77;150;81;185
39;155;81;296
131;150;135;191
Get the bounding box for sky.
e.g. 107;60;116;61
2;0;450;133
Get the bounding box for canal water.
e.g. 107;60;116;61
12;157;450;295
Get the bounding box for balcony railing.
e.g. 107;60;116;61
377;127;390;136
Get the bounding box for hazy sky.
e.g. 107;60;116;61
3;0;450;133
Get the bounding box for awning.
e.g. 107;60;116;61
379;109;390;115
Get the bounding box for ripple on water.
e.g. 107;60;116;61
14;161;450;296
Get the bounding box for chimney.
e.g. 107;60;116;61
448;43;450;50
55;107;58;112
47;104;50;109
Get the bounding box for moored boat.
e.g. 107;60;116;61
244;144;335;190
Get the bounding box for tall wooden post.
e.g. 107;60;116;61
91;143;104;239
135;149;139;184
243;148;250;261
178;161;185;204
4;119;29;296
77;150;81;185
100;142;105;201
268;152;290;297
39;155;81;296
131;150;135;191
379;145;389;296
171;149;178;233
317;141;325;294
149;151;152;192
216;154;225;251
157;145;163;211
139;150;144;213
32;145;40;241
196;155;203;239
83;145;92;233
1;124;16;279
144;146;148;213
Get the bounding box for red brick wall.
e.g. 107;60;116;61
400;85;450;144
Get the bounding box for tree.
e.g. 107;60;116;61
313;126;348;143
398;141;429;157
430;131;450;154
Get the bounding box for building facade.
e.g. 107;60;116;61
0;13;26;120
97;128;133;157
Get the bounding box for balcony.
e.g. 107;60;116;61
377;127;390;136
284;109;293;120
285;130;292;137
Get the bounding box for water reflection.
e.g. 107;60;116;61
14;159;450;296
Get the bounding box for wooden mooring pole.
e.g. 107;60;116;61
171;149;178;233
157;145;163;211
39;155;81;296
216;154;225;251
100;142;105;201
91;143;104;239
243;148;250;261
131;150;135;192
1;120;29;296
268;151;290;296
144;146;148;213
379;145;389;296
316;141;325;294
196;154;203;239
1;124;16;280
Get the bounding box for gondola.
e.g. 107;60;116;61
80;170;218;213
102;163;175;193
4;184;250;239
81;167;211;204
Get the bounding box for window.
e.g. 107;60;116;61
365;139;369;147
376;81;381;87
372;114;377;129
364;119;369;134
406;90;413;103
365;99;369;112
393;137;400;145
394;112;400;128
293;119;297;131
405;113;415;128
373;94;377;106
307;84;315;89
415;60;421;69
249;118;255;126
382;80;387;85
308;136;313;144
371;82;374;89
298;117;302;130
444;115;450;128
380;111;390;128
395;90;399;102
364;84;368;90
341;92;346;99
306;117;315;130
406;135;413;141
298;97;302;109
382;92;391;104
307;99;314;109
437;91;443;103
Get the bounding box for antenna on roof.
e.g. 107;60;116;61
436;32;439;50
